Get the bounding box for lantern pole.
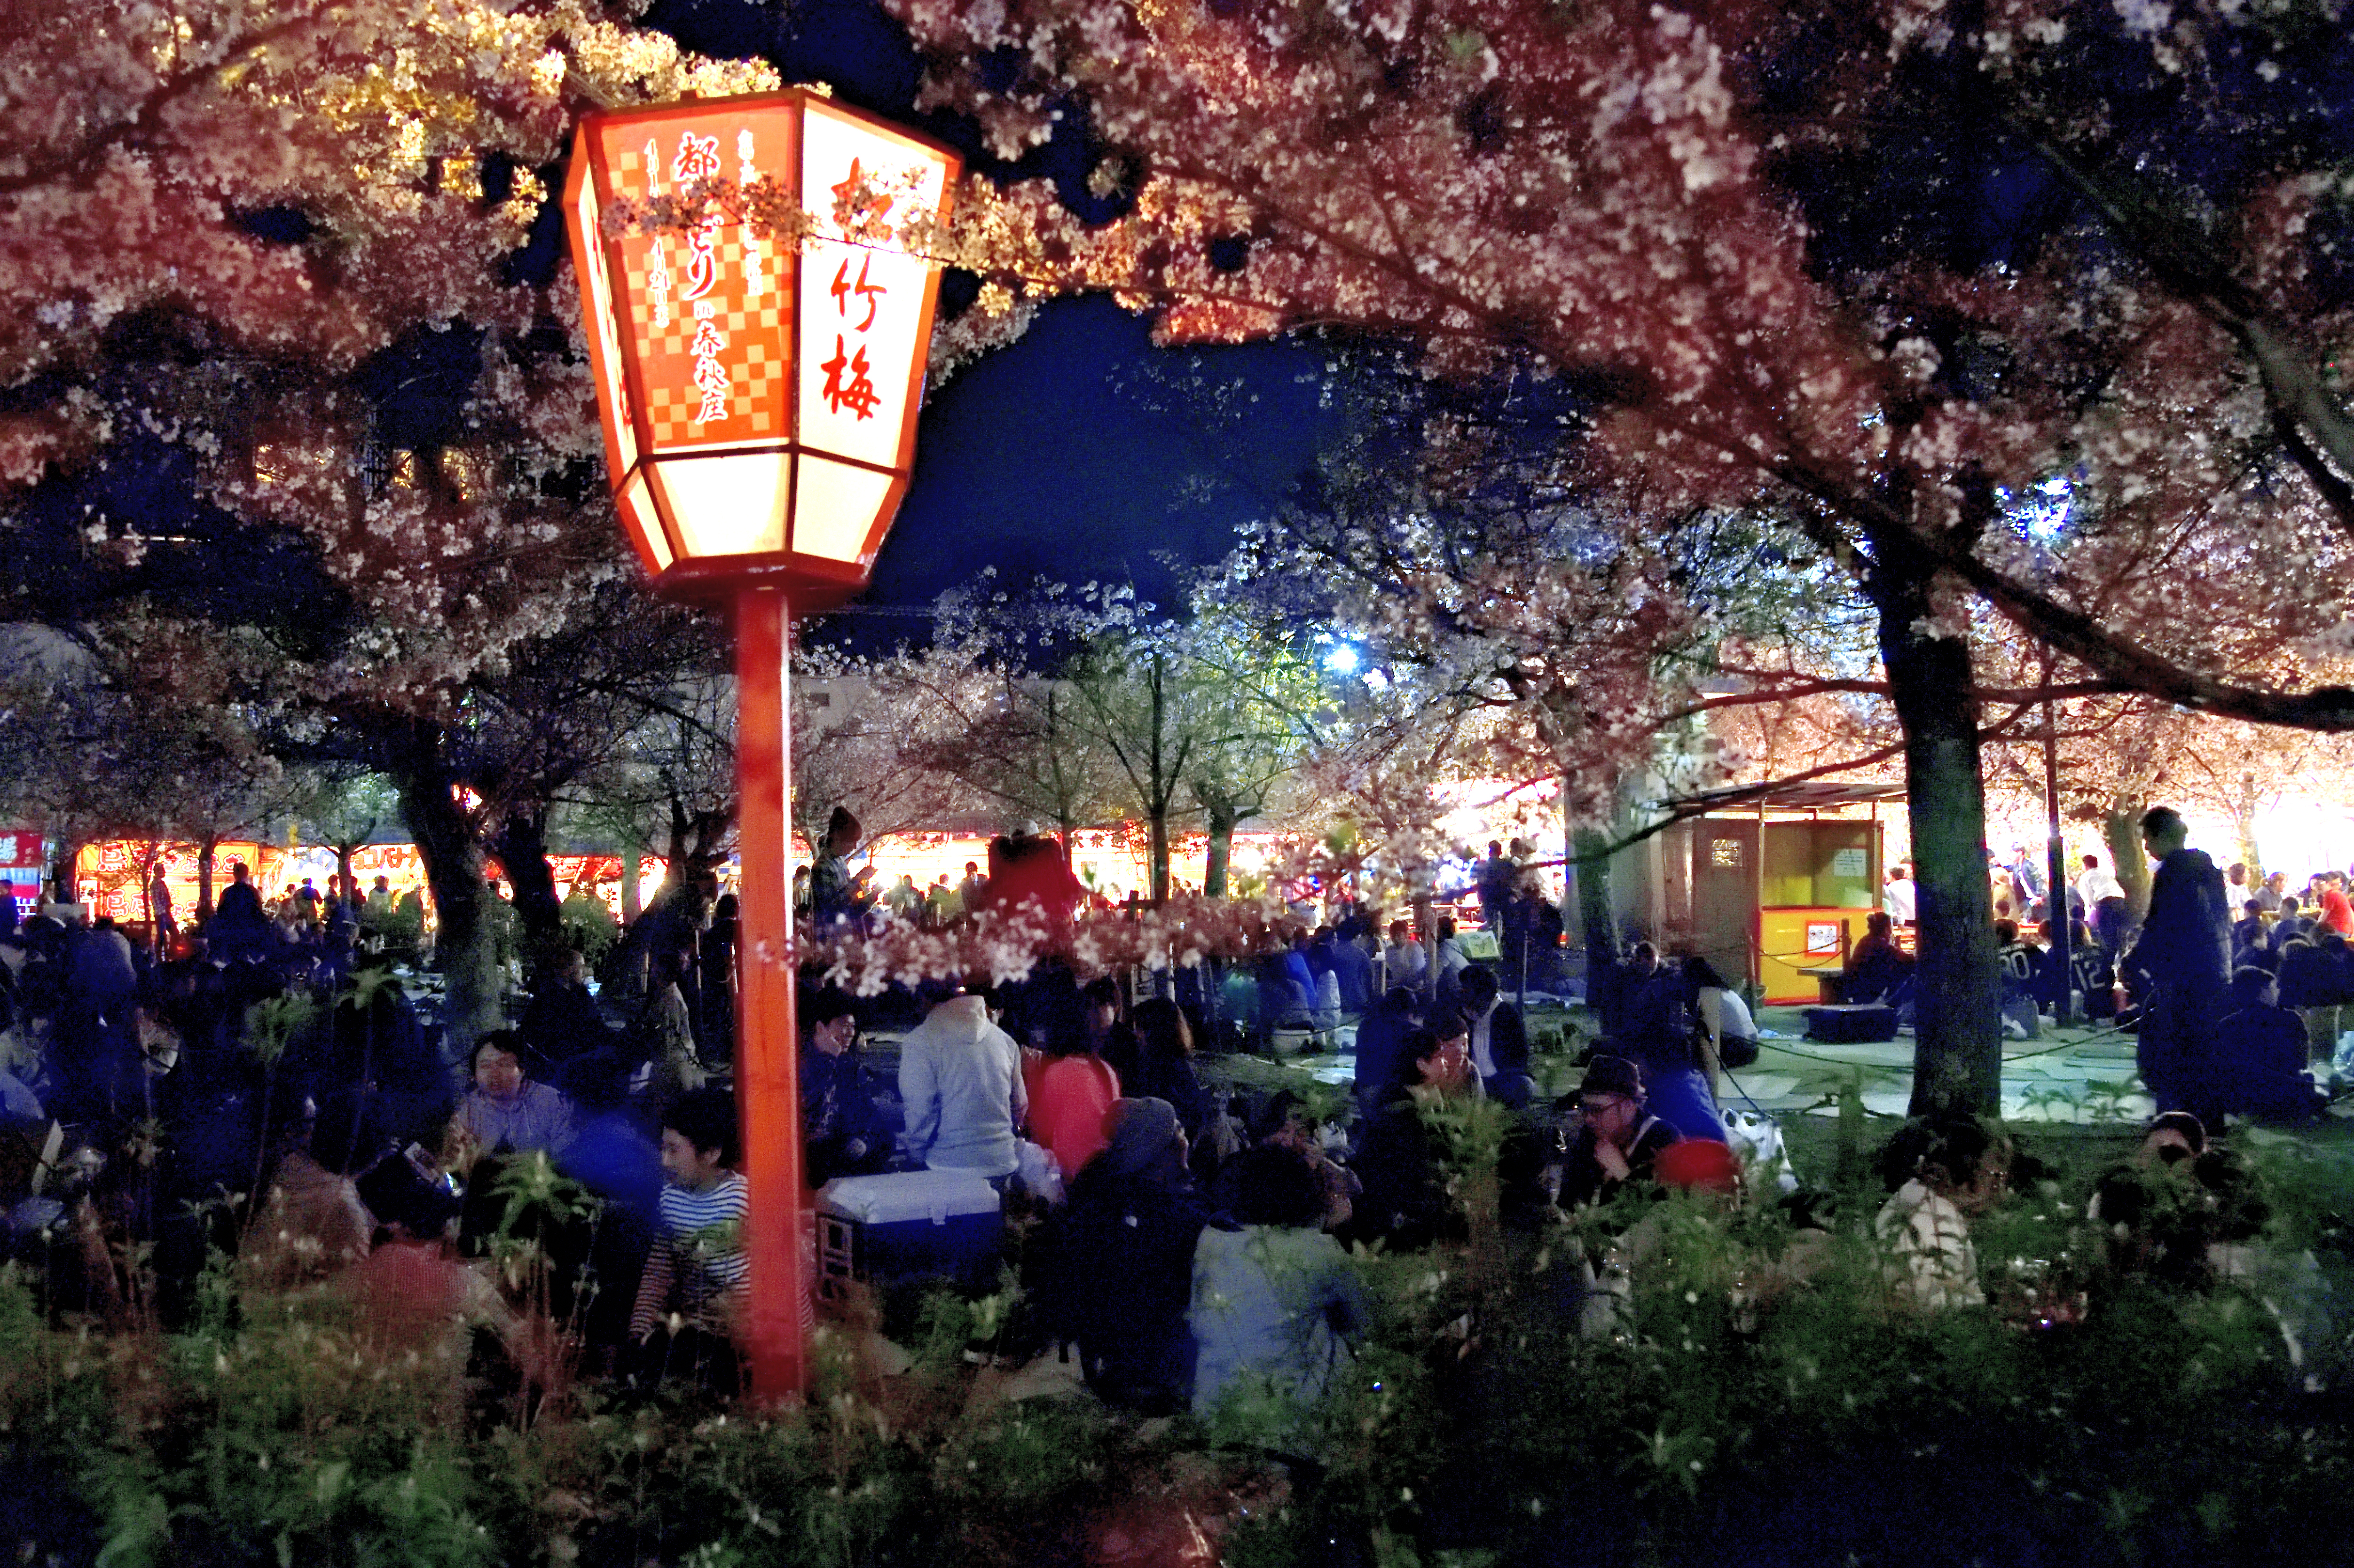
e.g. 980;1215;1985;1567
733;584;807;1402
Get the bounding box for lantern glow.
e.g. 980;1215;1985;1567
563;90;958;610
562;90;959;1405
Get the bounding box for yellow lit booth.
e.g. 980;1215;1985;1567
1660;783;1900;1006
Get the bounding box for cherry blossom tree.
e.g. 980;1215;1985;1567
2;0;777;1045
863;0;2354;1112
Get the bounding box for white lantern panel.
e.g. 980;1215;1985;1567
791;455;895;563
652;454;790;558
795;101;950;474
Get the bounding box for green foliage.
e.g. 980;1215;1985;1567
243;994;323;1068
14;1117;2354;1567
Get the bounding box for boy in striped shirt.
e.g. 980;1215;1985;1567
629;1089;748;1388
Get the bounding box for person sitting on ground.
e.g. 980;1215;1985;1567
2319;871;2354;937
800;988;888;1185
2088;1113;2251;1287
244;1093;377;1290
1556;1054;1683;1212
1080;976;1140;1088
1327;923;1375;1015
1684;955;1760;1101
2269;894;2308;950
447;1032;576;1168
1614;945;1727;1143
1025;993;1123;1181
1381;919;1427;986
628;1089;750;1391
1578;1137;1751;1339
899;980;1027;1182
2231;900;2268;959
1132;996;1216;1146
1453;965;1532;1107
1874;1116;2007;1310
1043;1097;1207;1413
1994;920;2048;1038
1350;986;1421;1129
517;948;611;1069
2196;965;2318;1125
1433;916;1470;1003
1188;1145;1369;1420
1228;1090;1360;1231
1841;910;1915;1004
330;1160;528;1393
1346;1026;1475;1248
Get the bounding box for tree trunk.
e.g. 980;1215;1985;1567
1147;805;1170;904
1572;825;1617;986
196;836;219;922
1203;799;1237;899
1869;533;2002;1118
620;832;644;925
2229;774;2262;885
52;838;80;905
491;807;565;981
392;728;500;1055
2104;807;2152;921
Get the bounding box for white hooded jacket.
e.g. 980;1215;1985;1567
896;994;1027;1178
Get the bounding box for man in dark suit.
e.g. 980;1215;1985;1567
1454;964;1532;1106
2125;807;2232;1113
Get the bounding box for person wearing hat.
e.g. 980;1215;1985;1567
1557;1055;1681;1211
1038;1097;1207;1412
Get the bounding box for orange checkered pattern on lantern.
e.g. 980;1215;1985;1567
612;138;793;451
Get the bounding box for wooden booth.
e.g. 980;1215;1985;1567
1659;782;1902;1006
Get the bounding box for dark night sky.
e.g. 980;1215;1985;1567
641;0;1342;623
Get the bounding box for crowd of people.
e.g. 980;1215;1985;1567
0;803;2341;1418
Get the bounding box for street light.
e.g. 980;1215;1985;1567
563;88;959;1402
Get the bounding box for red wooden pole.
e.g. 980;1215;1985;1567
733;586;807;1402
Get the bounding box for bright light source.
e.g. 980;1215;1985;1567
1324;644;1362;674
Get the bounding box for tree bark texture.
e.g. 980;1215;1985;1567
196;837;218;922
392;728;500;1055
1573;826;1616;985
1203;800;1236;899
1868;534;2003;1117
491;807;565;980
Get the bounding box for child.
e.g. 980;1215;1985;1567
628;1088;748;1389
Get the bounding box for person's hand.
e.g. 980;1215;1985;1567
1593;1139;1632;1183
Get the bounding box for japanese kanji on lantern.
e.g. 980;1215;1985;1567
562;89;960;611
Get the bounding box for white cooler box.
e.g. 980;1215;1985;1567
818;1170;1003;1292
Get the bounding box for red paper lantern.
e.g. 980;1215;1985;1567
563;89;960;611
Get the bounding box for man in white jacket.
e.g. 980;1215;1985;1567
897;983;1027;1180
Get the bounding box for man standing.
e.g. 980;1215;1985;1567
2008;845;2048;924
898;980;1028;1182
2125;808;2232;1114
2076;853;2132;967
1883;864;1916;926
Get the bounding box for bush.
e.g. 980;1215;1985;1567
10;1111;2354;1567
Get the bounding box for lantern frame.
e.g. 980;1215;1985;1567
562;88;960;613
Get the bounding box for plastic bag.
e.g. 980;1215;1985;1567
1721;1107;1800;1193
1015;1139;1064;1205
